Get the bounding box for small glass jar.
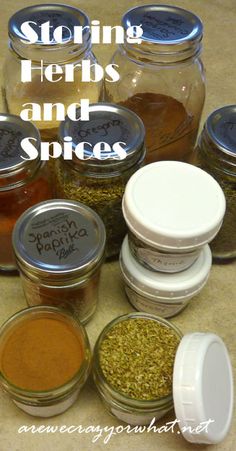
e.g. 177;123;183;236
122;161;226;272
120;236;212;318
56;103;145;258
3;4;100;141
197;106;236;260
12;199;106;324
103;5;205;164
0;306;91;417
93;312;234;445
0;114;52;271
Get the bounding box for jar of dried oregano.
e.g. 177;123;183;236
93;312;234;444
197;106;236;260
4;4;100;141
55;103;145;258
103;5;205;164
12;199;106;324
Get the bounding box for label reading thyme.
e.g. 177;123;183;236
99;318;180;400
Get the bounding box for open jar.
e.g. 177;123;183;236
197;105;236;260
56;103;145;258
0;306;91;417
0;114;52;271
120;236;212;318
122;161;226;272
104;5;205;163
4;4;100;141
12;199;106;324
93;312;234;444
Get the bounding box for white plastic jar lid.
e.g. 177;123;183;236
120;236;212;300
173;333;234;444
122;161;226;250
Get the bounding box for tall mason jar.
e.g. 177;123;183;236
3;4;101;141
55;103;145;258
104;5;205;164
197;106;236;261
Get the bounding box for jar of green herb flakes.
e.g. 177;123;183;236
197;106;236;260
93;312;234;445
56;103;145;259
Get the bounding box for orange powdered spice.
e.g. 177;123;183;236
0;316;84;391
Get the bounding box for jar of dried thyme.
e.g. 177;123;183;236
55;103;145;258
197;106;236;260
93;312;234;445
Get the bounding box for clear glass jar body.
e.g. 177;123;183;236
0;306;91;417
93;312;182;425
128;231;201;273
55;160;144;259
0;163;52;271
18;264;102;325
197;137;236;260
3;49;101;142
104;46;205;164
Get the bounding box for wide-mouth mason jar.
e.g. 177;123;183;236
122;161;226;272
93;312;234;445
0;114;52;271
12;199;106;324
0;306;91;417
56;103;145;258
3;4;101;141
120;236;212;318
103;4;205;164
197;105;236;260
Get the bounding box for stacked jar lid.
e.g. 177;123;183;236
120;161;226;318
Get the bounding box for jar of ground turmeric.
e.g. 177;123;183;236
0;306;91;417
12;199;106;324
0;114;52;271
104;5;205;164
3;4;100;141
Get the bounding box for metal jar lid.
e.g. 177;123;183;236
0;114;41;190
12;199;106;280
204;105;236;157
59;103;146;175
122;5;203;62
8;4;91;62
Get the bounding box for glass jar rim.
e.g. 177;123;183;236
0;305;91;399
93;312;182;407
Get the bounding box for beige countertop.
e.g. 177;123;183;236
0;0;235;450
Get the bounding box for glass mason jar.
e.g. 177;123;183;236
0;114;52;271
197;106;236;260
12;199;106;324
0;306;91;417
93;313;182;425
93;312;234;446
120;236;212;319
56;103;145;258
103;5;205;164
3;4;101;141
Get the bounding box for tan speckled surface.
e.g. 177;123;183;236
0;1;236;450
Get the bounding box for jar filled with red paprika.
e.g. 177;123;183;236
0;114;52;271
